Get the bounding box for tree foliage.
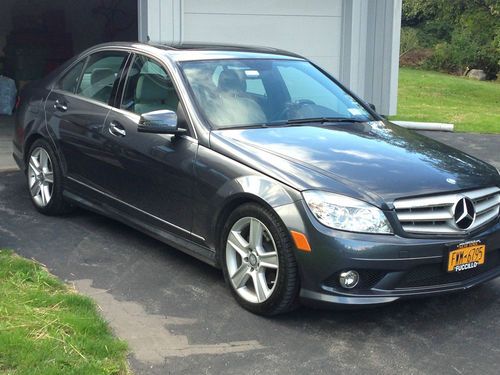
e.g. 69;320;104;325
401;0;500;78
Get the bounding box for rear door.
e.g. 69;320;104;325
45;50;130;191
100;54;198;238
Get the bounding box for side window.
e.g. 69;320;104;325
76;51;129;104
121;55;179;115
56;60;85;93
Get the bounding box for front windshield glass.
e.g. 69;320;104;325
180;59;374;129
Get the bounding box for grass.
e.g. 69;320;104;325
0;250;129;375
391;68;500;133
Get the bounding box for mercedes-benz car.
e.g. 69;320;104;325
12;42;500;315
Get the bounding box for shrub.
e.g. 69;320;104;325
400;27;420;57
401;0;500;79
425;9;500;78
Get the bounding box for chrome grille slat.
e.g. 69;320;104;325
463;186;500;200
474;206;500;227
401;223;458;234
395;187;500;235
397;208;453;222
475;195;500;214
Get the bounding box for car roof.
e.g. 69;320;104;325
87;41;306;62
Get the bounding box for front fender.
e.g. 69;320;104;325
207;175;301;252
217;175;296;208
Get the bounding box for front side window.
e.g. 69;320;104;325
120;54;179;115
76;51;129;104
56;60;85;93
180;59;373;128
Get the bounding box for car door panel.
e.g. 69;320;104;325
101;110;198;237
45;92;111;189
99;54;198;238
45;50;130;193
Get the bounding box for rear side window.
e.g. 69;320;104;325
56;60;85;93
76;51;129;104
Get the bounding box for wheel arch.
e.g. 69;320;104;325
23;133;45;165
211;175;299;266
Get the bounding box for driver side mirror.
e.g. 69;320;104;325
137;110;187;135
368;103;377;112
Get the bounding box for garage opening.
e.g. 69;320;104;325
0;0;138;90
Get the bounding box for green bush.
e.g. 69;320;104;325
425;10;499;78
400;27;420;56
401;0;500;79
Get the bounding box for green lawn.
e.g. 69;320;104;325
391;68;500;133
0;250;129;375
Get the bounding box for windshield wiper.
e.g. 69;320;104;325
286;117;368;125
217;117;367;130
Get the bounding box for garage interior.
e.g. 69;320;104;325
0;0;138;91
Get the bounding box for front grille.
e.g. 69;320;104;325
394;187;500;235
397;250;499;289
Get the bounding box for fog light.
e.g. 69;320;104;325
339;270;360;289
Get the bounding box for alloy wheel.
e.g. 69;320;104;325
28;147;54;207
225;217;279;304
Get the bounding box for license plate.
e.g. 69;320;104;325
447;241;486;273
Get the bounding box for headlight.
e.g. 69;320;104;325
302;190;393;234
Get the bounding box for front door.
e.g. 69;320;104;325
101;54;198;238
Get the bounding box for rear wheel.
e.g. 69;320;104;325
221;203;299;315
27;139;72;215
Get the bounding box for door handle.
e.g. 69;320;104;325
109;121;126;137
54;99;68;112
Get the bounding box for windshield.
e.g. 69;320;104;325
180;59;374;129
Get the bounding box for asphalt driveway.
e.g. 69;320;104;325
0;117;499;374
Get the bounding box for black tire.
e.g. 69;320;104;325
220;202;300;315
26;138;73;215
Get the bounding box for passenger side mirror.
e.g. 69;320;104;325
137;110;187;135
368;103;377;112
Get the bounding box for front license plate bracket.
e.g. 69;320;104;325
447;240;486;273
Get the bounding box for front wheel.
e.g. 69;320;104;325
221;203;300;315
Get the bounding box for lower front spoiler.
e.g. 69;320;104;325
299;265;500;308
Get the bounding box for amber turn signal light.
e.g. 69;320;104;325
290;230;312;252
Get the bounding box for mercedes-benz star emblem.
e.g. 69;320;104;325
454;197;475;230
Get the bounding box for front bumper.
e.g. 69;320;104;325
275;201;500;307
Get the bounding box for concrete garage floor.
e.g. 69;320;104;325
0;116;499;374
0;115;17;171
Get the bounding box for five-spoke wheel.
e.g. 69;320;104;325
226;217;279;304
26;139;72;215
222;203;299;315
28;147;54;207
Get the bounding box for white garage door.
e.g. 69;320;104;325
139;0;402;115
142;0;343;76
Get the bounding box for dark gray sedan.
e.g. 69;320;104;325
12;42;500;315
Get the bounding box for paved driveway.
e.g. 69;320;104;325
0;119;499;374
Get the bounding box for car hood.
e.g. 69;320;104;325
210;121;499;207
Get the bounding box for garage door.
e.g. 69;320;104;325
143;0;343;76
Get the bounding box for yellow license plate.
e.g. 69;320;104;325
447;243;486;273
